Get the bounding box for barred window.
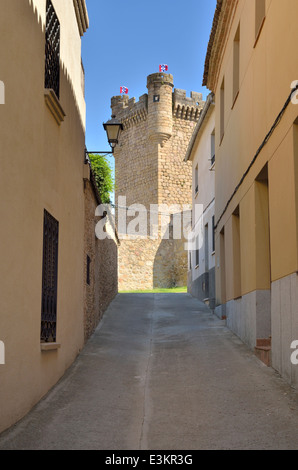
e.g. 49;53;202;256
212;215;215;253
41;210;59;343
196;236;199;267
195;164;199;195
45;0;60;99
86;255;91;285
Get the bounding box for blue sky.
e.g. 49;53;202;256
82;0;216;154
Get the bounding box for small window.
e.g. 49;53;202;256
211;130;215;166
195;165;199;195
255;0;265;42
220;78;225;142
220;227;226;304
212;216;215;253
86;255;91;285
41;210;59;343
232;205;241;299
195;237;199;267
45;0;61;99
204;224;209;272
233;24;240;104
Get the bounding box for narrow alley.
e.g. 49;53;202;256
0;293;298;450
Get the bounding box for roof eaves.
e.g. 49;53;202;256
73;0;89;36
202;0;223;88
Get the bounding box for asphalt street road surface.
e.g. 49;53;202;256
1;293;298;450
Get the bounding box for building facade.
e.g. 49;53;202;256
204;0;298;384
111;73;204;290
185;94;216;309
0;0;117;434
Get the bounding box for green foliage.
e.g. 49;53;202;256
88;154;114;204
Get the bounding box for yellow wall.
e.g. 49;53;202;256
0;0;87;432
213;0;298;302
268;131;297;281
30;0;86;127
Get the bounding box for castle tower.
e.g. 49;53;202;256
111;73;204;290
147;73;173;146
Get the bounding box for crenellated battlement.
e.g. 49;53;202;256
173;88;203;104
110;72;205;142
111;94;148;130
173;89;204;121
111;94;130;111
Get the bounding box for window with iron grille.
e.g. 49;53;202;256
41;210;59;343
45;0;60;99
211;130;215;166
195;236;199;267
195;164;199;195
212;215;215;252
86;255;91;285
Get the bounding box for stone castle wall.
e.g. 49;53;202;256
112;73;204;290
84;176;118;340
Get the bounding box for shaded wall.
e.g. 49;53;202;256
84;178;118;341
0;0;88;433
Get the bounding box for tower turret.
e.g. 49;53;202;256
147;73;174;147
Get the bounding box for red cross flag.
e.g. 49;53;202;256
159;64;168;73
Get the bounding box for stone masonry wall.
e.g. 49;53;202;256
112;94;158;207
112;73;204;291
118;235;188;290
84;177;118;341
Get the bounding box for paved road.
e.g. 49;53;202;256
1;293;298;450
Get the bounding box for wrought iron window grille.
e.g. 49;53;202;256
45;0;60;99
41;210;59;343
86;255;91;285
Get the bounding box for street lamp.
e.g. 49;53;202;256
103;116;123;153
86;115;123;157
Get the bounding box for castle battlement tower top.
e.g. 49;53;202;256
111;73;203;143
110;72;204;291
111;72;204;208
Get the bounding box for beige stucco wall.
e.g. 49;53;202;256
213;0;298;303
207;0;298;384
0;0;88;433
